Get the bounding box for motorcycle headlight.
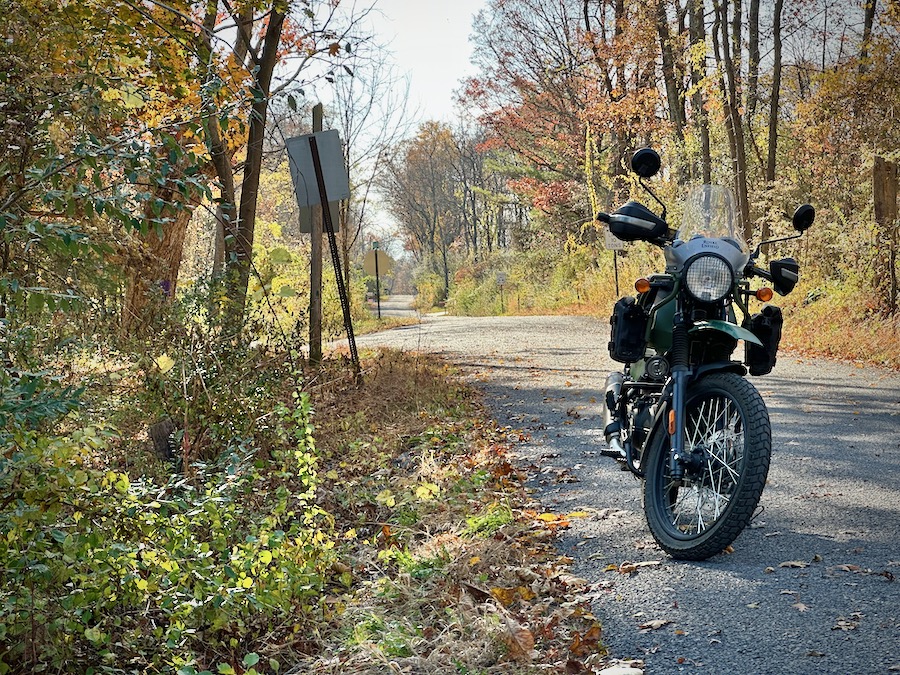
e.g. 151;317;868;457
684;254;734;302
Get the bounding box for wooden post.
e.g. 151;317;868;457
309;104;323;366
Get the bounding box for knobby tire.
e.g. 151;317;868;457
643;372;771;560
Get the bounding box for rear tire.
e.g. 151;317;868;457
643;373;771;560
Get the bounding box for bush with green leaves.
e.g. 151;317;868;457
0;384;334;673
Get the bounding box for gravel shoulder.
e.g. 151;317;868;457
351;314;900;674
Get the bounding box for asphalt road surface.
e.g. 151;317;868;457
352;315;900;674
367;293;418;318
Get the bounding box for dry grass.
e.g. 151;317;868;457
293;350;635;674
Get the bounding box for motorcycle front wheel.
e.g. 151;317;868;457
643;372;771;560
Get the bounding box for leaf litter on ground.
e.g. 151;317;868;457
292;349;630;673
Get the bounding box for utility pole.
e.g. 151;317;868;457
309;103;323;366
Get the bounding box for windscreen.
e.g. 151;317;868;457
678;185;746;252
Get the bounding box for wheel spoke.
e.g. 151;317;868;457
665;393;746;536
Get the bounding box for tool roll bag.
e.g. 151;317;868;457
609;296;648;363
745;304;783;376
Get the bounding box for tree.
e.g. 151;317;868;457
381;122;463;295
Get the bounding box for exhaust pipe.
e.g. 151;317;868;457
601;372;624;443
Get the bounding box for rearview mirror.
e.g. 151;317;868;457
770;257;800;296
792;204;815;233
631;148;661;179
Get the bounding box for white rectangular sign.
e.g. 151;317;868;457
604;227;626;251
285;130;350;208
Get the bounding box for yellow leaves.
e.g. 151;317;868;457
414;482;440;501
101;85;145;110
375;489;396;507
154;354;176;374
530;510;590;530
490;585;536;606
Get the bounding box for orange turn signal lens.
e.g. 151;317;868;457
668;410;676;435
756;287;774;302
635;278;651;293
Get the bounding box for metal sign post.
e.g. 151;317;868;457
374;242;381;319
363;244;394;320
308;134;359;375
605;228;625;297
286;120;357;374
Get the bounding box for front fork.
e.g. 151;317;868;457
668;315;690;481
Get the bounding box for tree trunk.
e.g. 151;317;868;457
763;0;784;242
121;191;195;334
223;8;286;327
656;0;685;141
747;0;760;116
714;0;751;240
860;0;877;73
873;156;898;314
689;0;711;182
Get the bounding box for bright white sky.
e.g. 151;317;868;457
367;0;488;121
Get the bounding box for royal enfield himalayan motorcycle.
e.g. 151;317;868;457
596;148;814;560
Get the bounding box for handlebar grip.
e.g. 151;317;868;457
748;265;773;281
596;212;610;224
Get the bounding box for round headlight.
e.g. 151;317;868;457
684;255;733;302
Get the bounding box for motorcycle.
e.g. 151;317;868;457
595;148;814;560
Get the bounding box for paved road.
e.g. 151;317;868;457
352;315;900;674
367;293;418;318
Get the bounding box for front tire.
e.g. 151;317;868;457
643;373;771;560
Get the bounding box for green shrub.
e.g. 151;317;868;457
0;387;334;673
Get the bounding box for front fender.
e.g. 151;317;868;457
690;319;762;347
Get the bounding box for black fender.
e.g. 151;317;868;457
689;361;747;383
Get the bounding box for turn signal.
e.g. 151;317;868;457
635;278;651;293
756;287;774;302
668;410;676;435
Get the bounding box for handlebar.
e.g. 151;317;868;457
746;264;772;281
595;212;610;224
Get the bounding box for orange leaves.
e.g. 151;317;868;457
502;614;536;663
568;623;602;657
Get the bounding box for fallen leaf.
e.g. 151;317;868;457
568;623;602;657
807;651;826;657
490;587;519;607
619;560;661;574
764;566;775;574
639;619;671;631
793;602;810;612
779;560;809;568
746;602;761;609
503;615;535;663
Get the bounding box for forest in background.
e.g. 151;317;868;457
383;0;900;366
2;0;899;672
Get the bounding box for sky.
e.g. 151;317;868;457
366;0;488;122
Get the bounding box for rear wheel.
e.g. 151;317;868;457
643;373;771;560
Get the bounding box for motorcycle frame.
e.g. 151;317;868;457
615;275;756;479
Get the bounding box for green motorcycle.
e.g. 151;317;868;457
596;148;814;560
